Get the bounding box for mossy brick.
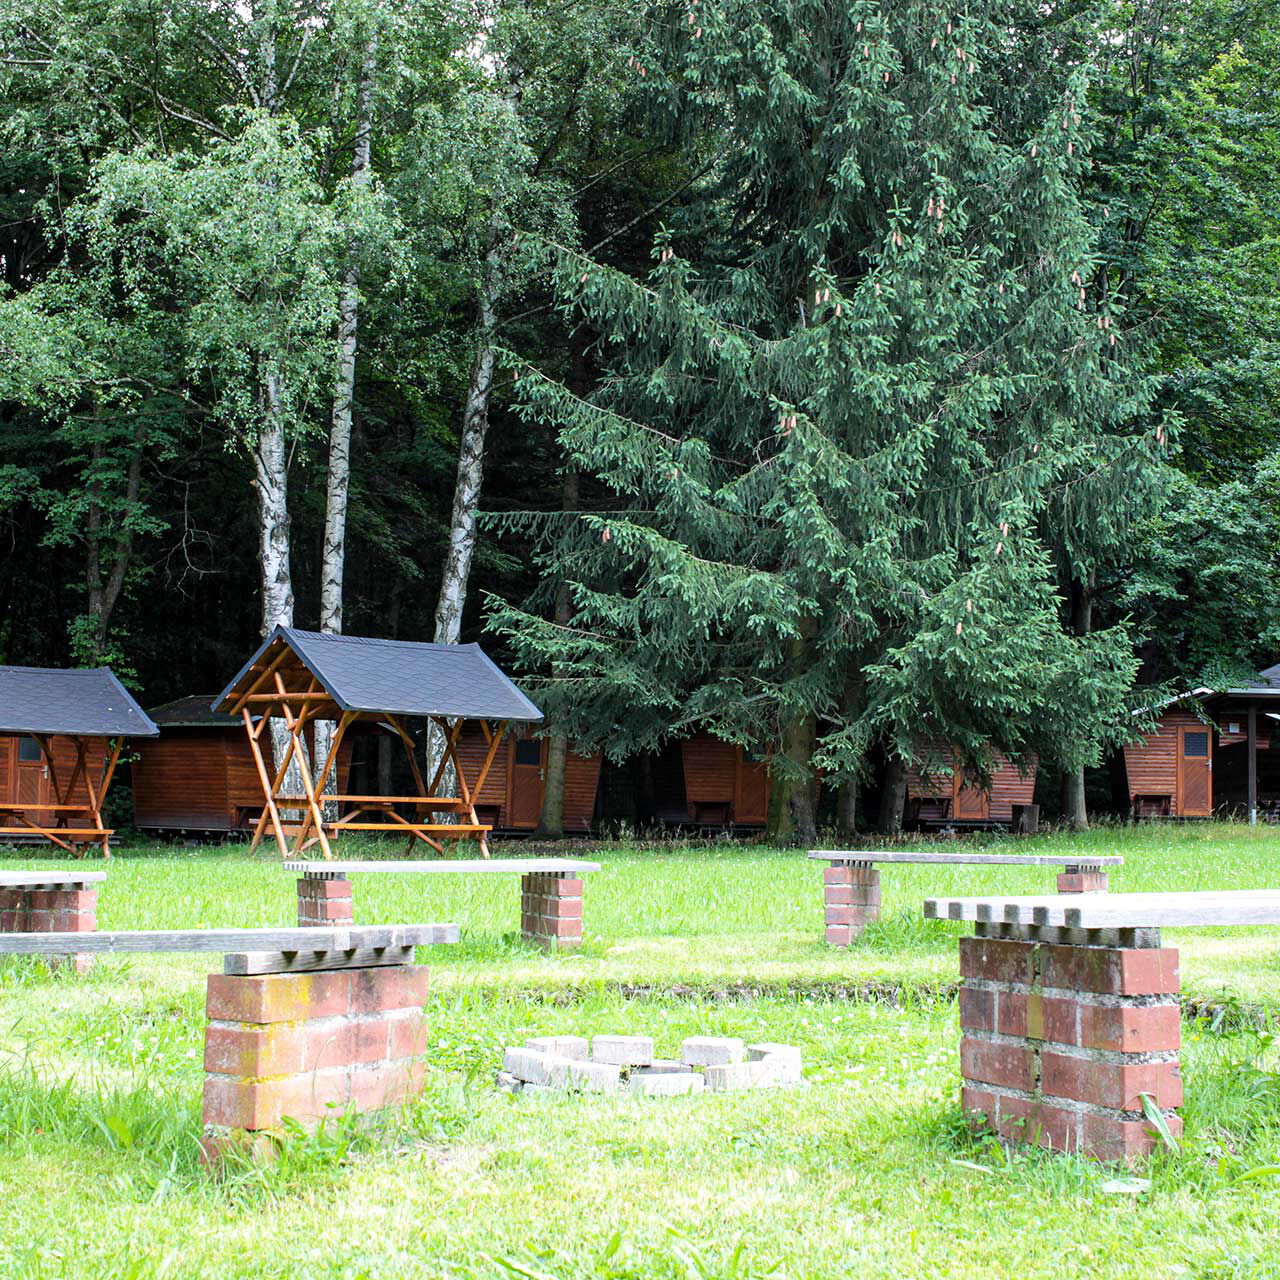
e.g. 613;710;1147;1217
1040;1052;1183;1111
993;1094;1079;1153
206;971;353;1023
1080;1111;1183;1163
959;1037;1034;1091
1039;945;1179;996
202;1068;352;1130
959;937;1035;985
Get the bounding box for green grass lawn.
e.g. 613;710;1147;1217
2;822;1280;1278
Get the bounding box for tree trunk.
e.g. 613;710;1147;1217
1060;570;1095;831
534;469;579;838
877;755;907;835
316;21;378;815
836;775;858;838
319;19;377;635
767;711;817;847
427;217;505;795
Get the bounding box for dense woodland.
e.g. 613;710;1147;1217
1;0;1278;839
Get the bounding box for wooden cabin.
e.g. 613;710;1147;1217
0;664;157;855
905;743;1037;828
454;724;602;832
132;696;356;835
678;731;771;827
1124;667;1280;818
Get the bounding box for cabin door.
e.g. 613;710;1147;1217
14;735;47;807
1177;727;1212;816
508;737;545;828
952;769;990;821
733;748;769;825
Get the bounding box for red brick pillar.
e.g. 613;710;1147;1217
1057;866;1110;893
823;863;881;946
0;883;98;973
521;872;583;949
201;964;429;1162
959;927;1182;1162
297;875;354;927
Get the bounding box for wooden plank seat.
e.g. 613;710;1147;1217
810;850;1123;946
0;921;459;1162
924;889;1280;1164
285;857;602;950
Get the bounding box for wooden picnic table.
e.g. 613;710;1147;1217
809;849;1124;945
927;887;1280;1164
284;857;602;950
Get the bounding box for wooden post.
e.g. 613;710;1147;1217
1248;703;1257;825
243;707;289;857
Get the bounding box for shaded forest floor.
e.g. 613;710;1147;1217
1;823;1279;1278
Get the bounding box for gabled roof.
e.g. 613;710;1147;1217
0;666;158;737
212;627;543;723
148;695;239;729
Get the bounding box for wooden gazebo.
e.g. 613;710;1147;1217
0;665;158;856
212;627;543;858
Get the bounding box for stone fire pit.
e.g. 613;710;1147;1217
497;1034;802;1096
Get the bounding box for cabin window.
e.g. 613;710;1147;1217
1183;731;1210;758
514;739;542;767
16;736;42;763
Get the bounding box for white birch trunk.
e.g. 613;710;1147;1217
426;227;503;798
316;20;378;814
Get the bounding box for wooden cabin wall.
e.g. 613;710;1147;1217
1122;708;1213;816
0;733;107;809
454;725;602;832
905;742;1036;822
133;726;354;832
679;732;771;826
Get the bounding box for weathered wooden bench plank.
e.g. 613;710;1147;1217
925;888;1280;929
0;923;458;955
810;851;1122;867
224;945;420;975
285;858;602;875
0;871;107;887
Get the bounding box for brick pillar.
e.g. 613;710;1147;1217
958;926;1182;1162
521;872;583;949
297;875;354;927
201;964;429;1162
1057;867;1110;893
0;883;98;973
823;863;881;946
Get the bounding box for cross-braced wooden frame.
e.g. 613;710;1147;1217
227;656;508;860
0;734;123;858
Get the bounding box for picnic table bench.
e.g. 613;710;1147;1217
923;888;1280;1164
810;850;1123;945
0;921;458;1162
284;857;602;950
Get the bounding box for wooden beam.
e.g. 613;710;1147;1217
1248;703;1258;825
228;643;295;715
224;946;419;974
243;706;289;856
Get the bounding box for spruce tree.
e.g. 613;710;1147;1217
489;0;1164;842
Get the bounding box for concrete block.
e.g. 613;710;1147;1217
746;1042;801;1065
704;1062;758;1092
503;1047;575;1086
591;1034;654;1066
526;1035;590;1060
637;1058;689;1074
566;1058;622;1093
704;1058;799;1091
496;1071;523;1093
681;1036;745;1067
628;1070;705;1097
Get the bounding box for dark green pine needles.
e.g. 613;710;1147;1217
488;0;1167;840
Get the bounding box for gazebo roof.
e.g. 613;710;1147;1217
0;666;158;737
213;627;543;722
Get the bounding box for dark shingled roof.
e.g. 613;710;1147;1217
0;666;159;737
213;627;543;722
148;695;239;729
